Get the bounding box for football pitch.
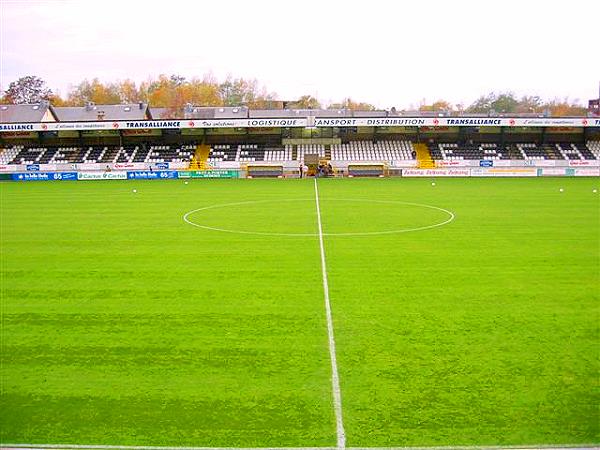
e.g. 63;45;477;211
1;177;598;448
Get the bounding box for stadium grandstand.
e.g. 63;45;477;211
1;102;599;179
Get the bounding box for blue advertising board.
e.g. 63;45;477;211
126;170;179;180
479;160;493;167
51;172;78;180
26;164;40;171
12;172;78;181
13;172;50;181
154;162;170;169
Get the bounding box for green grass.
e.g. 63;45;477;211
1;177;598;447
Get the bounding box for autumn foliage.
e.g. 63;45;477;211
1;75;591;117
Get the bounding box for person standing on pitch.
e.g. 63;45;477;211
299;163;303;178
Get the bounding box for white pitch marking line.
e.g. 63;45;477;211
182;198;455;237
2;444;596;450
313;179;346;450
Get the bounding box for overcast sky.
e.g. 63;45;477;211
1;0;598;109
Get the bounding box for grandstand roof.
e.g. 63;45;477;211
250;109;355;118
53;103;149;122
149;107;175;120
184;106;248;119
0;103;56;123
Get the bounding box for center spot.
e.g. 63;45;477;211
183;198;454;237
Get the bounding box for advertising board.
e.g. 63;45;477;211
402;169;470;177
77;171;128;180
179;170;240;178
12;172;78;181
126;170;179;180
471;168;537;177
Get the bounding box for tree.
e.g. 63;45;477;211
491;92;518;114
3;76;54;104
515;95;543;114
466;93;496;113
118;79;142;104
542;98;587;116
328;98;376;111
66;78;121;105
218;77;254;106
419;100;453;112
288;95;321;109
182;78;223;107
466;92;519;114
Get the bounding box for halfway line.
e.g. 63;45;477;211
313;178;346;449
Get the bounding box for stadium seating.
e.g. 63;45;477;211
330;140;414;161
144;145;193;163
1;144;195;165
263;146;292;162
1;140;598;166
238;144;264;162
0;145;21;164
587;141;600;159
555;143;585;160
209;144;290;163
297;144;326;163
208;145;240;163
436;143;508;161
517;143;563;160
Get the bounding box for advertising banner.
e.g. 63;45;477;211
0;164;17;172
2;117;597;132
168;162;189;169
568;160;597;167
12;172;78;181
49;172;78;180
126;170;179;180
12;172;50;181
479;160;494;167
402;169;470;177
114;163;146;170
533;160;557;167
78;171;128;180
471;168;537;177
154;162;170;169
179;170;240;178
26;164;40;171
574;168;600;177
492;160;522;167
436;160;464;167
537;168;570;176
389;160;417;168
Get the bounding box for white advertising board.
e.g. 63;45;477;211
77;171;128;180
402;168;470;177
574;168;600;177
471;168;537;177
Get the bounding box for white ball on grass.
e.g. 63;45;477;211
184;181;188;185
593;189;598;193
431;182;436;186
559;188;564;192
133;189;137;193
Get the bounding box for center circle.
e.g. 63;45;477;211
183;198;454;237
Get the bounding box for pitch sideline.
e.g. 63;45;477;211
2;444;596;449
